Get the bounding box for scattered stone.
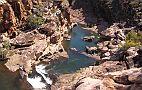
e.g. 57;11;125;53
104;52;110;57
69;48;78;51
85;46;97;54
101;47;108;52
97;42;104;49
128;72;142;83
83;36;95;42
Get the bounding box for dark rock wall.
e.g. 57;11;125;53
69;0;142;29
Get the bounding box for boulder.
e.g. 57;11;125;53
32;0;42;5
73;77;102;90
10;32;35;48
6;31;48;73
101;25;118;38
83;36;95;42
101;24;125;41
105;68;142;85
103;41;109;46
128;72;142;83
70;48;78;51
39;22;57;36
126;47;138;59
101;47;108;52
73;77;128;90
102;56;111;60
85;46;97;54
97;42;104;49
50;32;61;44
108;43;119;49
5;54;32;73
104;52;110;57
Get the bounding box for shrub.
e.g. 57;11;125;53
123;40;141;49
26;15;45;29
0;48;7;61
122;31;142;49
2;41;11;49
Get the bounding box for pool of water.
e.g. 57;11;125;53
49;26;97;74
0;25;97;90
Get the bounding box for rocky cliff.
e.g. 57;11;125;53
0;0;17;34
0;0;70;73
0;0;44;35
50;0;142;89
68;0;142;30
91;0;142;29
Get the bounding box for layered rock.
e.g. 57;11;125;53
22;0;33;14
53;61;142;90
4;1;69;73
0;0;17;34
5;26;68;73
0;0;45;35
7;0;27;22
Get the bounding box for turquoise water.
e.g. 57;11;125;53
0;25;97;90
47;26;97;74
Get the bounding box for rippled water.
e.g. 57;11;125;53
0;26;97;90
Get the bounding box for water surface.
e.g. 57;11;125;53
0;25;97;90
47;26;97;74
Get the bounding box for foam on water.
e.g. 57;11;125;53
27;76;47;88
35;65;53;85
27;64;53;89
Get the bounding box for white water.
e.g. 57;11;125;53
35;65;53;85
27;64;53;89
27;76;47;88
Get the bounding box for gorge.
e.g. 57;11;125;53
0;0;142;90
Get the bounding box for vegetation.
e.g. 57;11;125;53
25;3;46;29
0;48;7;61
122;31;142;49
2;41;11;49
26;15;45;29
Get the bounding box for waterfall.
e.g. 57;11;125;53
27;76;47;88
35;65;53;85
27;64;53;89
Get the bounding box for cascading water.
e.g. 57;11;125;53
0;26;97;90
27;64;53;89
26;26;97;89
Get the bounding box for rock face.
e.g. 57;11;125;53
50;1;142;90
4;0;69;73
53;61;142;90
73;77;128;90
52;61;127;89
68;0;142;30
7;0;27;22
0;0;17;34
0;0;44;35
6;26;68;73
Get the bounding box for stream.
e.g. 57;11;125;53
0;26;97;90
